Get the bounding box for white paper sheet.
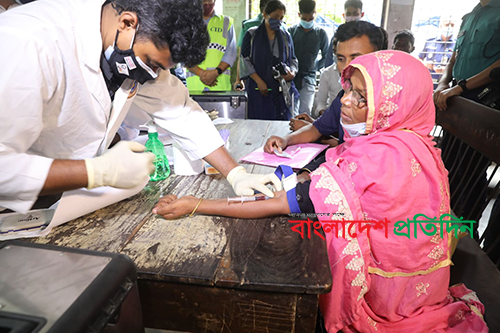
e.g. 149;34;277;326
0;179;147;240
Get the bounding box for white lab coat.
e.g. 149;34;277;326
0;0;223;213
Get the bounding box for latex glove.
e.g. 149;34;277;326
227;166;282;197
85;141;155;189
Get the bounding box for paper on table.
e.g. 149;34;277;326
240;143;329;169
212;117;234;125
0;179;148;240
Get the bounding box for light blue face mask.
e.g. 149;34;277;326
300;19;314;29
340;118;366;138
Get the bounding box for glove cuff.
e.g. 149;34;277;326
84;159;96;189
226;166;246;186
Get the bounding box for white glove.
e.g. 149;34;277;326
227;166;282;197
85;141;155;189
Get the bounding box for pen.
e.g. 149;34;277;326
255;88;273;91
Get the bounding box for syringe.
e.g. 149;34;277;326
227;196;271;203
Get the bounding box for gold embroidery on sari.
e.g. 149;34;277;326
455;309;465;320
348;162;358;173
411;159;422;177
367;317;378;331
346;256;364;271
416;282;429;297
381;63;401;79
374;52;394;62
428;246;444;260
382;81;403;99
351;271;365;287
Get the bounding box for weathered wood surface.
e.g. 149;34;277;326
138;280;319;333
29;119;331;295
437;96;500;164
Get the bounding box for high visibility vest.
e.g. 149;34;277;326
187;14;233;92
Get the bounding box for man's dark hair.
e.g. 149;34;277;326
112;0;209;68
299;0;316;14
334;21;386;51
264;0;286;15
394;29;415;46
259;0;271;12
344;0;362;10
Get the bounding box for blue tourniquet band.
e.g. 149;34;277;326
274;165;301;214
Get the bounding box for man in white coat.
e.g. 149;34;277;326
0;0;281;214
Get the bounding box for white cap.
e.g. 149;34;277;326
140;120;157;133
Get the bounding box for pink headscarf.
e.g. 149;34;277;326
310;51;487;332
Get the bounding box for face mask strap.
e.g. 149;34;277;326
113;23;138;50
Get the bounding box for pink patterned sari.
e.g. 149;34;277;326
310;51;488;332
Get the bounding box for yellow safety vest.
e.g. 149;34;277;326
187;14;233;92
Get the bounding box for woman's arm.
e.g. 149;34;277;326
153;191;290;220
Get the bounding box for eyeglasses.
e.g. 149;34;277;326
343;79;367;108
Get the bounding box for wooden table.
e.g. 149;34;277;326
30;119;332;332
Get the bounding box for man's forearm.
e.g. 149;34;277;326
203;145;239;177
463;58;500;91
39;159;88;196
285;123;322;146
437;52;456;87
217;62;230;72
187;66;202;76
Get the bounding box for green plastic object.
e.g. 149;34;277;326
142;121;171;181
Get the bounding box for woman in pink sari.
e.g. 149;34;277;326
153;50;488;332
310;50;487;332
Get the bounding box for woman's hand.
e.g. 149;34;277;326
264;135;288;153
281;69;295;82
256;79;269;96
152;195;199;220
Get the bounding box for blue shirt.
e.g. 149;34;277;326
313;90;344;144
418;36;456;65
288;23;329;87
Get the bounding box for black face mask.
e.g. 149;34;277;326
104;27;159;85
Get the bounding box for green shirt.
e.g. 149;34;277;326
237;13;263;47
453;0;500;80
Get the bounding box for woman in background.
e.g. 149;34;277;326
240;0;298;120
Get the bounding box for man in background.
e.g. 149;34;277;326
288;0;328;116
392;29;415;54
325;0;364;68
186;0;236;91
419;18;456;82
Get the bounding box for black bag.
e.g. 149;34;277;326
477;67;500;110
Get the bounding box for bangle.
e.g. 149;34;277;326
189;198;203;217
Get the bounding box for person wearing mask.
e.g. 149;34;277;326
288;0;328;117
0;0;281;214
234;0;271;91
392;29;415;54
265;21;386;179
153;51;487;333
240;0;298;120
419;18;456;82
186;0;236;92
324;0;364;68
